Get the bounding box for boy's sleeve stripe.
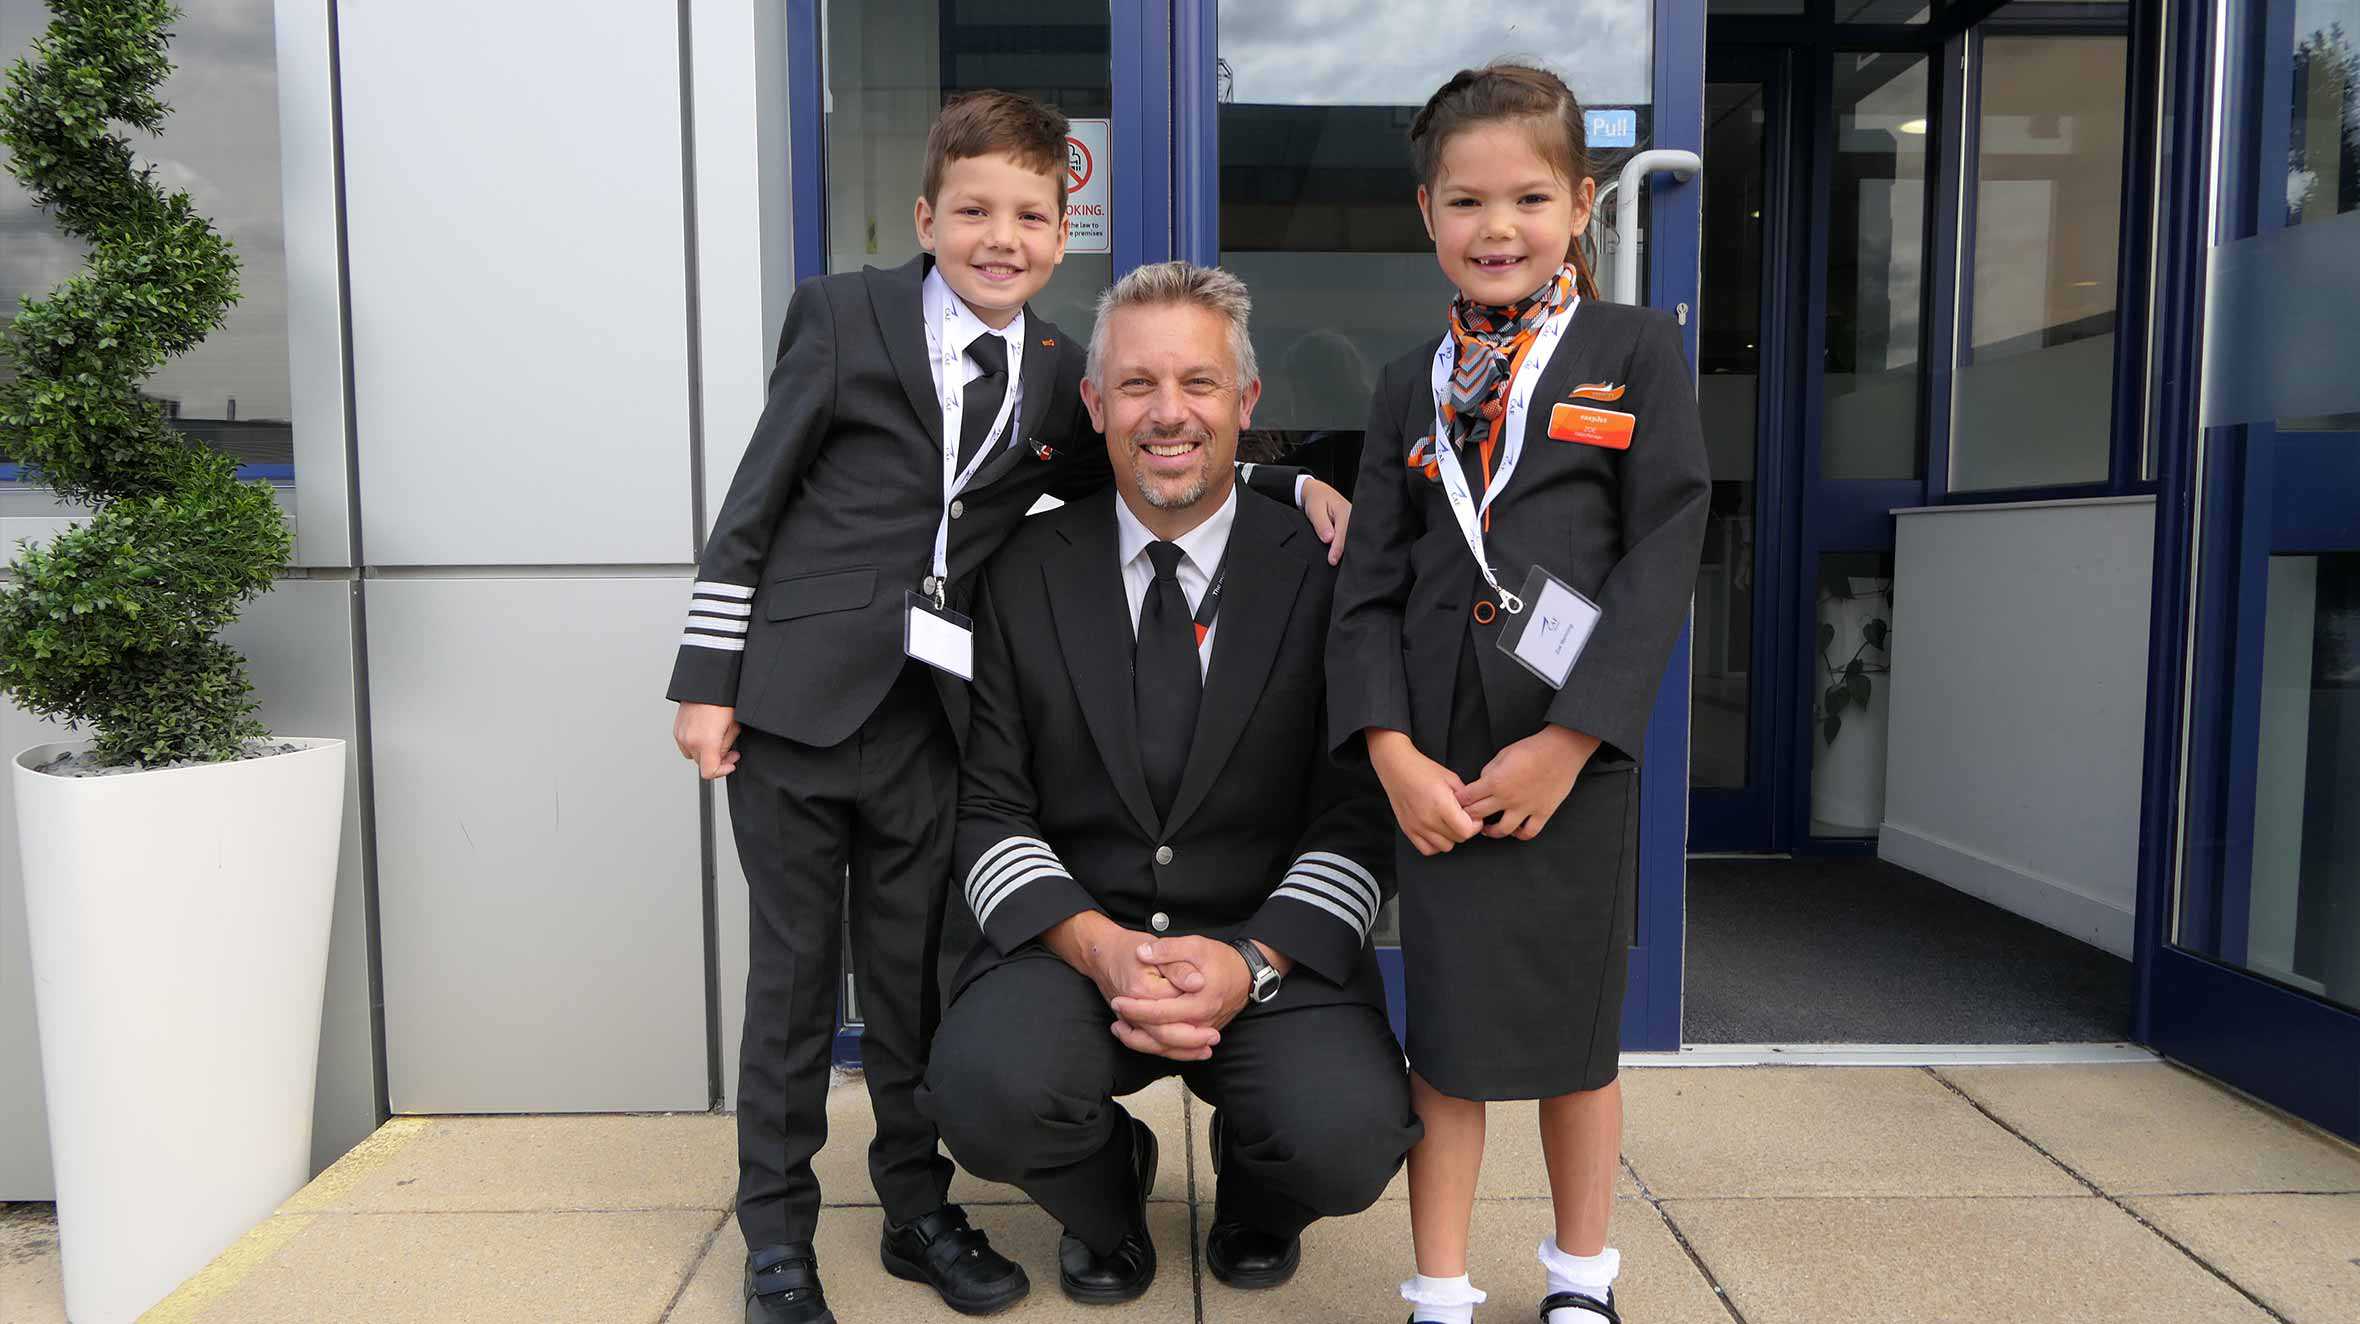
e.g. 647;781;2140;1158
694;581;756;600
689;599;754;617
680;633;747;652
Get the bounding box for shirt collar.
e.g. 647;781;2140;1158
1114;481;1239;581
922;261;1025;358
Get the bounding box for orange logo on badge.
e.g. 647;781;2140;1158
1549;401;1635;450
1568;382;1626;402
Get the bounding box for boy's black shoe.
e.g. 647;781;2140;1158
1539;1287;1621;1322
1204;1219;1301;1288
879;1203;1030;1315
744;1244;832;1324
1058;1116;1159;1303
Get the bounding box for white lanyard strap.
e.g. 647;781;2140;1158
930;306;1024;606
1426;294;1578;615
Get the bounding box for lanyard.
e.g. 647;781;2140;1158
1425;294;1578;615
929;302;1025;607
1193;551;1228;641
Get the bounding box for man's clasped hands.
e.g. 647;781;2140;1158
1041;910;1295;1062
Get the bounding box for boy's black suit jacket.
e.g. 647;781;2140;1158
949;487;1395;1017
667;254;1299;748
1329;300;1711;767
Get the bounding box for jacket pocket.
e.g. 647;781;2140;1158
764;567;877;622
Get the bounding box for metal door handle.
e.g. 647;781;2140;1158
1611;149;1702;306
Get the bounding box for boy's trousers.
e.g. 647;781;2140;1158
725;662;958;1247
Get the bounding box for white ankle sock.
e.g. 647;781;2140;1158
1401;1271;1486;1324
1538;1238;1620;1322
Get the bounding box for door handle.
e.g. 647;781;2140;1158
1610;149;1702;306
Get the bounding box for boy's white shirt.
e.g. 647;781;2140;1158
922;263;1028;461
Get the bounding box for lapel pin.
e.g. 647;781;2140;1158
1040;337;1056;348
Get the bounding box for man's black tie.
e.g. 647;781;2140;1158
958;332;1010;471
1135;540;1201;821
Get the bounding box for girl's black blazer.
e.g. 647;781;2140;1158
1328;300;1711;767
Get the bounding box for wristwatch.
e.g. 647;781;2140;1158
1229;939;1284;1004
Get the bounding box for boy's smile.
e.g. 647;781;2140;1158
915;151;1068;329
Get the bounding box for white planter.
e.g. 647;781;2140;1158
11;737;346;1324
1811;578;1893;835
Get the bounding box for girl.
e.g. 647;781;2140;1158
1328;63;1710;1324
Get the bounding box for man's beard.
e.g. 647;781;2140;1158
1128;426;1216;510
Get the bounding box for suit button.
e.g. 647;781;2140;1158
950;500;965;520
1154;845;1174;865
1150;912;1171;932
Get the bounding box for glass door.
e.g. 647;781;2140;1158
2142;0;2360;1141
1180;0;1705;1049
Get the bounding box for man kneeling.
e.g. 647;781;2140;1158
920;262;1419;1303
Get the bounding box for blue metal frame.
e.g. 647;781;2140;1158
2133;0;2360;1142
0;462;292;484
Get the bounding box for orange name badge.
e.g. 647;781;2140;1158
1548;400;1636;450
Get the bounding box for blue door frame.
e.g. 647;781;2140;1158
2135;0;2360;1142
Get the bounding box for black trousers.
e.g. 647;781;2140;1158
920;955;1419;1256
727;665;957;1247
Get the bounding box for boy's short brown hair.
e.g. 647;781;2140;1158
922;90;1071;208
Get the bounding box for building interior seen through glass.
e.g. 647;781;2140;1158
1950;32;2128;492
822;0;1113;352
0;0;292;475
1821;51;1927;481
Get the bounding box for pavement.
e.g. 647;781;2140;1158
5;1061;2359;1322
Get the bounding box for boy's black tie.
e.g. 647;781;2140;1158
959;332;1010;470
1134;540;1201;821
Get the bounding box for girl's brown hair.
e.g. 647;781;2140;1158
1408;62;1601;300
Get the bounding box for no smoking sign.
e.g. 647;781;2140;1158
1065;118;1110;254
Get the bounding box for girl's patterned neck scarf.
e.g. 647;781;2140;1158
1439;264;1580;492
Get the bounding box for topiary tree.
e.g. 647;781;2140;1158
0;0;289;767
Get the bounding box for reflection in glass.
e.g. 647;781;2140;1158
1810;551;1894;838
1694;82;1768;790
1951;34;2127;492
1833;1;1930;21
821;0;1112;346
1217;0;1654;438
2288;1;2360;224
0;0;293;473
1822;54;1927;480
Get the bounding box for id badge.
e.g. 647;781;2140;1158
903;591;974;681
1493;565;1601;690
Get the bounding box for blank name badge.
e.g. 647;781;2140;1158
904;591;974;681
1495;566;1601;690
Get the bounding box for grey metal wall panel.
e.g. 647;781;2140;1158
273;0;354;568
338;3;692;567
368;576;705;1112
222;579;380;1171
0;577;375;1195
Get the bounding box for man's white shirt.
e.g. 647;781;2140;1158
1114;484;1236;679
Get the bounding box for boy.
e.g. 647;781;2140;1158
668;91;1346;1324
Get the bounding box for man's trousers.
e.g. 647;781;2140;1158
920;954;1420;1255
727;665;957;1247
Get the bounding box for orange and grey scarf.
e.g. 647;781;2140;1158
1437;264;1579;495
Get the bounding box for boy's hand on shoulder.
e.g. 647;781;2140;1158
1458;724;1601;841
673;702;742;780
1301;478;1353;565
1367;728;1480;857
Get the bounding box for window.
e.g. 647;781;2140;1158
1822;52;1930;480
0;0;294;480
1950;33;2129;492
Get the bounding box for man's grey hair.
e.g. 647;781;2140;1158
1084;260;1260;390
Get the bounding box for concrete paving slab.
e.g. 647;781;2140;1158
1939;1063;2360;1194
812;1074;1192;1207
664;1199;1195;1322
1663;1195;2274;1324
1620;1067;2082;1198
144;1209;719;1324
2126;1193;2360;1324
283;1113;737;1213
0;1204;64;1324
1201;1196;1729;1322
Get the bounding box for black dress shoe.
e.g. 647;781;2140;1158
1204;1218;1301;1288
1540;1287;1621;1322
743;1243;832;1324
1058;1115;1159;1303
879;1203;1029;1315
